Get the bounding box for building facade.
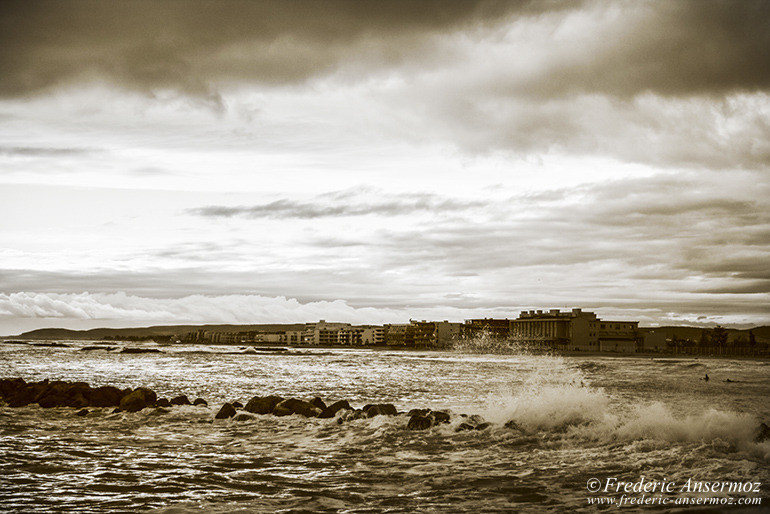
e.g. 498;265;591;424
510;308;639;352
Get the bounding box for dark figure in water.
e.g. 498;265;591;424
704;373;709;382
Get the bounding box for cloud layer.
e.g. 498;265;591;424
1;1;768;333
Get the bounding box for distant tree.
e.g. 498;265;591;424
711;325;728;348
749;331;756;348
699;329;710;348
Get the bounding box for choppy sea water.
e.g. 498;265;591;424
1;342;769;513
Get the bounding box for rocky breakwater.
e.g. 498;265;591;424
214;393;492;431
0;377;208;415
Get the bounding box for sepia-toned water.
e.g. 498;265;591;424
1;342;769;512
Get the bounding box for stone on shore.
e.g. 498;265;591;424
215;403;237;419
193;398;208;406
319;399;352;418
244;395;284;415
234;413;255;422
76;408;89;416
406;410;452;430
364;403;398;418
119;387;157;412
309;397;327;410
407;413;434;430
156;398;171;408
274;398;322;417
89;386;125;407
170;395;191;406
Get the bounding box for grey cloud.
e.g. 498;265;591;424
0;0;543;98
188;194;487;219
0;146;95;157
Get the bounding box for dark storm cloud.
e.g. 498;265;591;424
2;1;767;99
188;194;486;219
0;0;547;97
522;0;770;98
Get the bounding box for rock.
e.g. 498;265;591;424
407;413;434;430
119;387;157;412
76;408;89;416
192;398;208;406
475;422;491;431
755;422;770;443
156;398;171;408
407;408;430;417
457;422;476;431
215;403;237;419
232;401;243;409
273;404;293;416
319;399;352;418
88;386;124;407
309;397;327;410
170;395;191;406
432;410;451;424
234;413;255;422
120;348;162;354
504;420;521;430
274;398;322;417
244;395;284;414
0;377;26;400
364;403;398;418
152;407;170;415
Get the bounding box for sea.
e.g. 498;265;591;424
1;340;769;513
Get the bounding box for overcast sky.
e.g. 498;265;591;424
1;0;769;335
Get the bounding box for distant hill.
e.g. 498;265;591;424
8;324;308;341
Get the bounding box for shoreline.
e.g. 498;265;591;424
3;338;769;360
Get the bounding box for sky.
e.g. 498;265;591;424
1;0;769;335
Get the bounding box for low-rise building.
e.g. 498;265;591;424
511;308;639;352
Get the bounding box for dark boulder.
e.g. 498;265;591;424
504;420;522;431
309;397;327;410
407;408;430;417
215;403;237;419
234;413;255;422
232;401;243;409
364;403;398;418
406;410;451;430
273;404;293;416
0;377;27;400
244;395;284;414
274;398;322;417
407;413;434;430
120;348;162;354
432;410;451;424
170;395;191;406
336;409;367;424
193;398;208;406
119;387;157;412
76;408;89;417
88;386;124;407
156;398;171;408
319;399;352;418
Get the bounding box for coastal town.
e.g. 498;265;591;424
172;308;767;357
